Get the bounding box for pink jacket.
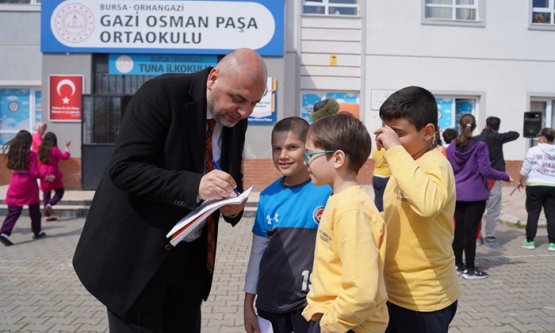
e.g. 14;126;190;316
31;132;42;153
39;147;70;191
5;152;43;206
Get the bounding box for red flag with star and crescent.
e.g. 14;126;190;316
49;75;83;122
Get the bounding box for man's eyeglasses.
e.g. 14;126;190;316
303;150;335;165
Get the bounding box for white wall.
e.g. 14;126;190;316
364;0;555;160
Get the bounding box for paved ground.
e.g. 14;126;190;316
1;186;554;332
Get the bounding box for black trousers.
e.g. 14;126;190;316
453;200;486;270
525;185;555;243
258;307;309;333
307;317;355;333
108;239;206;333
372;176;389;212
385;301;458;333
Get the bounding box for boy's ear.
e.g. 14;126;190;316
422;123;436;141
333;150;347;169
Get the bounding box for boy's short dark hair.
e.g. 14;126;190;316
379;86;438;131
539;127;555;142
486;116;501;131
308;112;371;173
272;117;310;141
442;128;458;144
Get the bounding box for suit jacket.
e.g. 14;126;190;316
73;68;246;316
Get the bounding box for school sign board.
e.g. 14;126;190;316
41;0;284;56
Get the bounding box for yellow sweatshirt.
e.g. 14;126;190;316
371;147;391;178
303;185;388;333
382;145;460;311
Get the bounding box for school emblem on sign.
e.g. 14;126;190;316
52;2;95;43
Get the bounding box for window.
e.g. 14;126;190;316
300;91;360;123
530;98;555;128
0;0;40;4
436;96;479;133
531;0;555;24
423;0;482;24
303;0;359;16
0;88;41;145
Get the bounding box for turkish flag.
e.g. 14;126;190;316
49;75;83;122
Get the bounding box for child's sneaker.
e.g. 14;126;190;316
521;240;535;249
33;232;46;240
44;204;54;217
485;236;502;249
0;233;13;246
462;268;488;280
455;264;465;276
548;243;555;252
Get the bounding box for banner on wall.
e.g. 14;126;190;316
108;54;218;75
41;0;284;56
49;75;84;122
248;77;276;125
301;91;359;123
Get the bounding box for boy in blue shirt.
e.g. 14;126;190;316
243;117;332;333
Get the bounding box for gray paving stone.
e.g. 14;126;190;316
1;185;555;333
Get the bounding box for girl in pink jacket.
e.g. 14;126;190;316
39;132;71;221
0;130;49;246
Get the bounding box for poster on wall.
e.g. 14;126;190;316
248;77;276;125
49;75;84;122
300;91;359;123
456;99;475;120
436;97;454;131
0;89;31;145
35;90;42;125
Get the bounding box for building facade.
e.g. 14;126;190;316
1;0;554;190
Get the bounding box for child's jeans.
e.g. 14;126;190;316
43;188;65;215
0;204;41;236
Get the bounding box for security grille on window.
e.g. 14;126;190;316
424;0;479;21
303;0;359;16
532;0;555;24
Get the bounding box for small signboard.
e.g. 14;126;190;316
49;75;84;122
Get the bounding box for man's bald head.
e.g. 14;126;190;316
206;48;268;127
216;48;267;88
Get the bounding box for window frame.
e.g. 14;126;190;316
530;0;555;31
422;0;485;27
302;0;359;17
435;94;481;133
0;0;40;12
0;87;41;145
529;95;555;129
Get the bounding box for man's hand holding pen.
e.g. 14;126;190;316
198;161;247;218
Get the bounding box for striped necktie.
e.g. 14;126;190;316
204;118;217;273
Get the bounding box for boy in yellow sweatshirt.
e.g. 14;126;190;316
302;113;388;333
374;86;460;333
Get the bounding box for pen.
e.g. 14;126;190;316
212;160;241;196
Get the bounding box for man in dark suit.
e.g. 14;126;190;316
73;48;267;332
479;116;519;248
